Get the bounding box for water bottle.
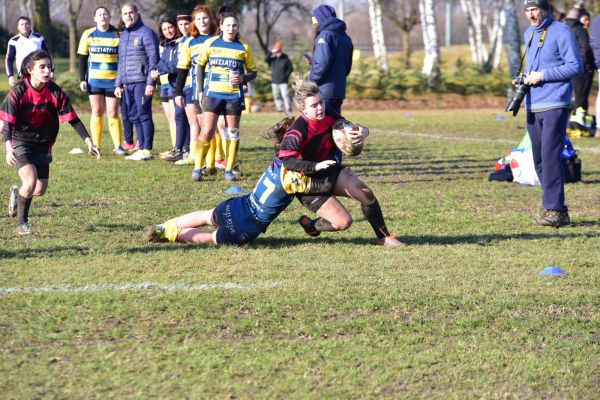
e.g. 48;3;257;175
229;66;239;89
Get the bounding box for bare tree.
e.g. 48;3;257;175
34;0;52;50
368;0;389;72
504;0;521;79
19;0;34;20
250;0;308;56
382;0;420;68
419;0;440;84
64;0;84;72
460;0;506;72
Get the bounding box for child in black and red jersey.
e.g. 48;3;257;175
2;50;100;235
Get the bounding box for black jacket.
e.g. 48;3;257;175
265;52;293;84
566;18;595;73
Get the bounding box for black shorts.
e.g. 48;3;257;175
13;141;52;179
202;96;244;116
296;165;345;212
160;95;172;103
88;85;116;98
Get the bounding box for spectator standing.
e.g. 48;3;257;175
5;16;49;87
565;7;595;125
265;42;293;115
522;0;582;227
114;3;159;161
309;5;353;115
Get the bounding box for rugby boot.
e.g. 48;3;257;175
298;215;321;237
376;234;405;246
191;169;203;181
143;224;168;242
225;170;240;181
16;222;31;236
532;209;570;228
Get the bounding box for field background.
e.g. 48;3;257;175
1;103;600;398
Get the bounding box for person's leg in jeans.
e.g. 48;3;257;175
125;84;144;150
271;82;283;112
280;83;292;115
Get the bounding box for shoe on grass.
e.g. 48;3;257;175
298;215;320;237
191;169;203;181
201;166;217;176
114;146;127;156
376;234;405;246
174;156;194;166
532;209;570;228
163;149;183;162
16;222;31;236
215;159;226;169
143;224;167;242
224;170;240;181
8;185;18;217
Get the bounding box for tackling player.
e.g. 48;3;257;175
2;50;100;235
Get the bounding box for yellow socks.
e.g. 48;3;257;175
225;140;239;171
162;218;181;242
107;117;123;149
90;116;104;147
215;132;225;162
169;122;177;147
194;140;210;171
206;137;216;169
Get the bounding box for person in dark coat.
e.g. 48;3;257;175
265;42;293;115
114;3;159;161
565;7;595;123
309;5;353;115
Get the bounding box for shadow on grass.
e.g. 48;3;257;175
400;230;600;245
0;246;91;259
87;223;146;232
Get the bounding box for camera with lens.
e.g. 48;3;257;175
505;73;529;117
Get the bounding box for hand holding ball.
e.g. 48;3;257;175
332;119;365;156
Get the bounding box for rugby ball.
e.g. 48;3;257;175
332;118;363;156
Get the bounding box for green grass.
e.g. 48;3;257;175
1;109;600;398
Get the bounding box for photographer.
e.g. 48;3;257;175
521;0;582;227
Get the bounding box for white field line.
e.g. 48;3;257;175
384;130;600;154
0;282;282;296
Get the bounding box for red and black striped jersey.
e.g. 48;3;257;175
0;79;78;144
279;113;338;164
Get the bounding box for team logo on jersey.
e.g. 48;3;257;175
317;38;326;44
134;37;139;46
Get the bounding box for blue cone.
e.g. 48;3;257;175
539;266;566;276
224;186;245;195
496;115;506;121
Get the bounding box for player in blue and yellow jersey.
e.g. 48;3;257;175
193;8;257;182
77;6;124;155
143;117;337;246
152;15;190;160
174;5;217;173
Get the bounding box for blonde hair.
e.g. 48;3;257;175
292;74;320;110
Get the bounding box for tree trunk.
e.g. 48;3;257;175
402;28;411;69
504;0;522;79
33;0;52;50
419;0;440;84
66;0;84;73
459;0;488;67
368;0;389;72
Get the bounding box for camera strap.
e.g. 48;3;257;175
519;25;550;74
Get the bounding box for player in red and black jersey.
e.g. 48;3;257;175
278;78;402;246
1;50;100;235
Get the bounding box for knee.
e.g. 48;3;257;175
332;214;352;230
20;182;36;197
360;187;376;205
33;186;47;196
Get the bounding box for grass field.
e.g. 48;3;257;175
1;109;600;398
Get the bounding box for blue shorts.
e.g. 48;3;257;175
88;85;116;98
202;96;244;116
182;89;193;105
213;196;266;246
159;85;171;101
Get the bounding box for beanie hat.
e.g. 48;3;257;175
313;5;336;25
523;0;549;10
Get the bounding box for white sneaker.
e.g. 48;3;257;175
125;150;152;161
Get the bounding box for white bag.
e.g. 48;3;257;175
510;148;540;186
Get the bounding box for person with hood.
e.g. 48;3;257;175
565;7;595;126
114;3;159;161
309;5;353;115
522;0;582;228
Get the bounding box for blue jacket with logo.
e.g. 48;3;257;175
116;17;159;87
524;15;582;112
309;17;353;100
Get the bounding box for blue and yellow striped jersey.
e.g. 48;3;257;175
196;35;257;100
77;27;119;89
177;34;214;98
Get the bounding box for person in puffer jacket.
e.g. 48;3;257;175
115;3;159;161
309;5;353;115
